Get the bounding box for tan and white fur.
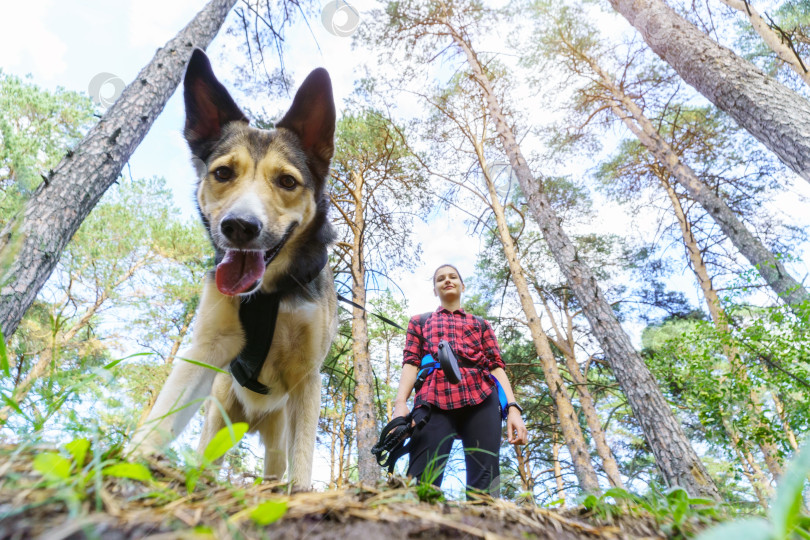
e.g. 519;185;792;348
130;49;337;488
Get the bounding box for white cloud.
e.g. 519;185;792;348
391;215;481;315
126;0;208;49
0;0;67;78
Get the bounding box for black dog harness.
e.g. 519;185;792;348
228;248;328;395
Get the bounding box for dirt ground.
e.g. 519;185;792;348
0;447;701;540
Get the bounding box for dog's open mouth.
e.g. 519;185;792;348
215;224;297;296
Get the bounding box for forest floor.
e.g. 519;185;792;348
0;444;717;540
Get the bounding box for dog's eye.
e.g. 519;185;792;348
213;166;233;182
277;175;297;190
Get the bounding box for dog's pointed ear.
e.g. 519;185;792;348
276;68;335;174
183;48;248;159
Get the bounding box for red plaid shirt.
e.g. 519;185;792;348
403;307;505;410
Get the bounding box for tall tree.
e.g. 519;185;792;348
370;0;719;498
600;143;788;485
417;73;608;491
0;176;184;424
367;291;408;422
541;12;810;309
330;109;426;484
606;0;810;184
0;0;237;338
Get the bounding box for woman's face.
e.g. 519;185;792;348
433;266;465;300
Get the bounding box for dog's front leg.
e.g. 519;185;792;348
287;370;322;488
130;276;243;456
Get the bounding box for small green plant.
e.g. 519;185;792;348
184;422;249;493
29;435;155;514
249;499;288;525
697;442;810;540
415;448;448;503
583;486;718;536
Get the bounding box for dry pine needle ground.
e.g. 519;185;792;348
0;446;696;539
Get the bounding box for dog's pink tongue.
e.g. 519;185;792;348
215;250;265;296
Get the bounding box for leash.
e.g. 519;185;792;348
336;293;427;344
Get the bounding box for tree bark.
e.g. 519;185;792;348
540;290;624;488
769;380;799;452
590;59;809;309
450;27;720;499
481;149;601;493
551;414;566;500
607;0;810;183
349;171;379;485
338;391;349;488
0;0;237;338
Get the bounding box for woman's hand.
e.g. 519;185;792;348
507;408;528;445
393;400;410;420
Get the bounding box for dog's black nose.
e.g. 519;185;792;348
221;216;262;245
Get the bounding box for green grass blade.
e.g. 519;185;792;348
0;391;28;420
103;462;153;483
203;422;249;463
177;357;229;374
772;442;810;538
0;327;9;378
694;518;772;540
250;500;288;525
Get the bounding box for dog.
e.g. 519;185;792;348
130;49;337;488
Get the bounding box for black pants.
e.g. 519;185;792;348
407;391;501;497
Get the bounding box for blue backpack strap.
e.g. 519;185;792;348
491;376;509;421
472;314;509;421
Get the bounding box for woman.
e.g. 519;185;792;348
393;264;528;497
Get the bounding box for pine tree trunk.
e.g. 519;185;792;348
0;0;237;338
662;179;784;479
328;413;337;488
551;415;566;500
338;391;349;488
480;149;600;493
539;290;625;488
723;415;772;508
591;64;809;309
607;0;810;183
450;27;720;499
384;340;393;421
349;171;379;485
768;377;800;452
515;444;535;493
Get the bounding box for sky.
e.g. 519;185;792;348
3;0;810;493
0;0;480;490
0;0;482;311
